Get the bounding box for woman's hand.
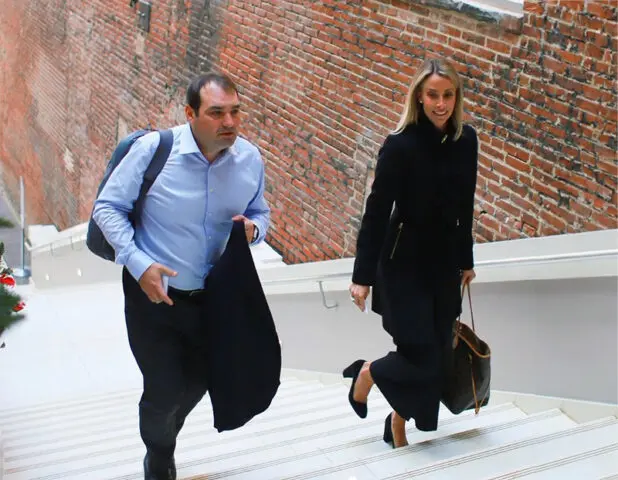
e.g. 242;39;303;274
461;269;476;286
349;283;370;312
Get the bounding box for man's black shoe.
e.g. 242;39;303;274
144;453;176;480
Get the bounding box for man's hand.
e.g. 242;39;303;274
139;263;177;306
461;269;476;286
232;214;256;243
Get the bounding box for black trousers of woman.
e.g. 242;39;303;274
122;268;209;466
369;266;460;432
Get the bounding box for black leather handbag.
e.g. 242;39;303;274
442;284;491;415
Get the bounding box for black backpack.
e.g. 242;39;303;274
86;129;173;261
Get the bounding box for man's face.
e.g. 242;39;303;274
186;82;240;155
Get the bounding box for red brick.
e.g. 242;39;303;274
502;178;529;198
486;38;512;54
592;212;618;229
522;212;540;229
577;12;605;30
542;56;569;75
495;199;523;218
524;2;545;15
532;180;560;201
539;208;568;231
586;2;618;21
480;143;504;160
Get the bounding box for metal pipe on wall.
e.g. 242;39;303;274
12;176;30;283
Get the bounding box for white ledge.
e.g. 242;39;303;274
463;0;523;16
259;229;618;295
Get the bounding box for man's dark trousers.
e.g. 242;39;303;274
122;267;209;468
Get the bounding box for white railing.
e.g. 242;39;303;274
261;249;618;287
258;246;618;308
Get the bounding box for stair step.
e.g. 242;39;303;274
0;389;142;423
5;389;374;468
240;408;573;480
0;379;306;428
4;383;347;452
2;380;321;437
489;442;618;479
174;405;526;480
25;403;519;480
2;385;526;480
381;416;618;479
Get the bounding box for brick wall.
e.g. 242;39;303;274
0;0;615;264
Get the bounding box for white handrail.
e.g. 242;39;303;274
477;249;618;266
28;232;87;254
260;249;618;286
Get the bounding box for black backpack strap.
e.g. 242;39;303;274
133;129;174;223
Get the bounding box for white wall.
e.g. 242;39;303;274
26;224;618;403
268;276;618;404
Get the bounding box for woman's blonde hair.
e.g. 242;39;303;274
392;58;464;140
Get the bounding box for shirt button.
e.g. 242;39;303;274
210;188;214;192
208;236;212;240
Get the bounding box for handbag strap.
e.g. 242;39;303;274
470;354;489;415
457;282;476;332
470;356;480;414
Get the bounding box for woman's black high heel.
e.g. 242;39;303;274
383;412;394;448
342;359;368;418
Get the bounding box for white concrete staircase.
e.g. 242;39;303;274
2;372;617;480
2;227;617;479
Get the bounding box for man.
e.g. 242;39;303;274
93;72;270;480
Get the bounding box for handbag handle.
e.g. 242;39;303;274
457;282;476;332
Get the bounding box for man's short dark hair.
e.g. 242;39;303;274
186;72;238;113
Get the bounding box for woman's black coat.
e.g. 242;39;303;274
352;113;478;346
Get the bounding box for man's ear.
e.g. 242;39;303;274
184;104;197;121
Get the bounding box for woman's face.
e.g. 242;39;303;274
418;74;457;131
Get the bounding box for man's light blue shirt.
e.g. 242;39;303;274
92;123;270;290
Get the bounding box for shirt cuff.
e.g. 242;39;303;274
126;249;155;282
250;225;260;244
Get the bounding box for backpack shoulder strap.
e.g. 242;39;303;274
143;129;174;183
133;129;174;221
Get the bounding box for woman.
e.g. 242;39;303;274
344;58;478;448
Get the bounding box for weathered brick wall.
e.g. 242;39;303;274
0;0;216;228
0;0;616;264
